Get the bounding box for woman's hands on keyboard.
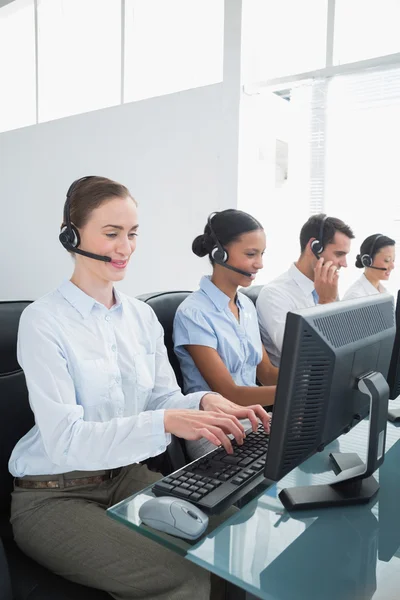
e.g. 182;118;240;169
164;408;246;454
200;393;271;434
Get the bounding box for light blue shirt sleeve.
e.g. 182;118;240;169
174;308;218;350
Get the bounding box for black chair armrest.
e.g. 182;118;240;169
144;434;188;476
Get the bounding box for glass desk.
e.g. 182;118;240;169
108;413;400;600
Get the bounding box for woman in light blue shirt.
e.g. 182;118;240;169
10;177;269;600
174;210;278;459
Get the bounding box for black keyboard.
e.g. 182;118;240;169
152;428;269;514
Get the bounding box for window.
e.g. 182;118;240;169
124;0;224;103
242;0;328;83
37;0;121;123
334;0;400;65
0;0;36;133
321;67;400;295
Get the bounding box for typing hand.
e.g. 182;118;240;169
314;257;339;304
200;393;271;434
164;408;245;455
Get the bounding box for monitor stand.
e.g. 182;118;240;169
329;451;364;475
387;407;400;422
279;371;389;511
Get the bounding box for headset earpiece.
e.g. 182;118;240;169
211;245;228;263
208;213;229;264
360;234;383;269
59;223;80;250
311;215;328;259
361;254;373;268
311;238;324;257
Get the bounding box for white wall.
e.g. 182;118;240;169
0;0;244;301
0;83;232;300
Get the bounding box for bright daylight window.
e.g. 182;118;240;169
0;0;36;133
37;0;121;123
123;0;224;103
324;67;400;295
334;0;400;65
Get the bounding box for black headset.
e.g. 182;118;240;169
59;176;111;262
206;213;252;277
310;215;328;259
208;213;228;263
361;234;383;268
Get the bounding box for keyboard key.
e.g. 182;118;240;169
197;487;209;495
189;485;199;492
190;492;202;501
174;487;192;498
154;482;174;493
218;474;231;481
204;483;215;491
239;457;254;467
163;477;173;484
185;472;195;477
180;482;190;489
232;477;244;485
221;456;241;465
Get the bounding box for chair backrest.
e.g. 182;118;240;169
0;538;12;600
0;302;34;514
239;284;264;307
136;291;191;390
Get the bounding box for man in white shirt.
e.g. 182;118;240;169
257;214;355;366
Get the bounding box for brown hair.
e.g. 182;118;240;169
299;213;354;253
64;176;136;230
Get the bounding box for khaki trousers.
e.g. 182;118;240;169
11;463;212;600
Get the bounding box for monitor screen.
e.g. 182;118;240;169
264;294;395;509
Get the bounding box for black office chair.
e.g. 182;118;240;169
136;291;191;390
137;291;192;469
239;284;263;307
0;301;110;600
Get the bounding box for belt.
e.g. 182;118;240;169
15;468;122;490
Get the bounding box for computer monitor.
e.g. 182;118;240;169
264;294;395;511
386;290;400;420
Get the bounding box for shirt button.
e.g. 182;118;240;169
111;344;116;352
105;315;111;322
115;376;121;384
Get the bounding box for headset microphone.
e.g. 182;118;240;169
59;176;112;263
207;213;254;278
212;259;253;278
365;265;387;272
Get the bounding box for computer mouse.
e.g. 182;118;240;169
139;496;209;540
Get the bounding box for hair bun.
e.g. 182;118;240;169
355;254;363;269
192;234;210;257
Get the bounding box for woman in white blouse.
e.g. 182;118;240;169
9;176;269;600
343;234;395;301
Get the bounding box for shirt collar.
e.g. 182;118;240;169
361;274;386;295
58;280;123;319
288;263;316;297
199;275;244;311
